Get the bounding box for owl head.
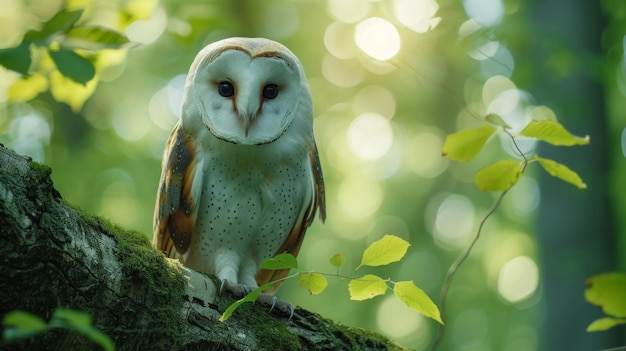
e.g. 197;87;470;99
181;37;312;145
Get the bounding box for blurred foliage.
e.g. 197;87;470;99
1;0;625;350
585;273;626;332
3;309;114;351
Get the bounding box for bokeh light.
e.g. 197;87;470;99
326;0;370;23
428;193;475;248
324;22;357;59
347;112;393;160
377;295;430;349
337;175;383;222
8;112;51;162
462;0;504;27
407;130;449;178
322;55;365;87
125;5;166;44
352;85;396;119
354;17;401;61
498;256;539;303
393;0;442;33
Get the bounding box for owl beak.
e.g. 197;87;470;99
240;113;256;137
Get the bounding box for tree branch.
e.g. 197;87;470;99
0;144;404;351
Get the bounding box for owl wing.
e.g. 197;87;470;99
256;142;326;292
153;122;202;260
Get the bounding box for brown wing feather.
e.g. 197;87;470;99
153;122;199;260
256;143;326;293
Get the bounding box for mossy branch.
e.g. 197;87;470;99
0;144;403;351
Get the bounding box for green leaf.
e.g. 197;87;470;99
537;157;586;189
48;48;95;85
52;309;92;327
329;254;345;268
585;273;626;318
359;235;410;268
0;41;32;75
25;9;84;43
76;327;115;351
220;281;275;321
298;273;328;295
484;113;511;129
9;73;48;102
520;120;590;146
66;26;129;50
260;253;298;270
474;159;523;192
442;124;497;162
2;310;47;340
587;317;626;332
393;281;443;324
348;274;388;301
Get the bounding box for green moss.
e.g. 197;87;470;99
28;161;61;198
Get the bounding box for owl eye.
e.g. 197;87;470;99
218;81;234;97
262;84;279;99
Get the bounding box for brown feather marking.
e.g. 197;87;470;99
255;144;327;293
153;122;198;258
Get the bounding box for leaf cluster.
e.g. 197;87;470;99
584;273;626;332
221;235;442;325
3;309;114;351
0;7;136;110
442;117;589;191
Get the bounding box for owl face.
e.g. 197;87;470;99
182;38;307;145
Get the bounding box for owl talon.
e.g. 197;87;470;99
256;294;294;320
219;279;253;298
267;295;278;313
219;279;228;295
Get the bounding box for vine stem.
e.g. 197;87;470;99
430;129;529;350
429;190;508;351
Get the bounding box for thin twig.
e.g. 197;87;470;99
430;129;529;350
429;190;508;351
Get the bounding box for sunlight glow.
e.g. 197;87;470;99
324;22;356;59
463;0;504;27
482;75;516;106
352;85;396;119
100;179;139;228
337;175;383;221
125;5;166;44
113;105;151;141
149;74;184;130
355;17;401;61
326;0;370;23
430;194;475;248
393;0;441;33
498;256;539;303
408;131;449;178
322;55;364;88
377;295;427;347
347;112;393;160
8;112;51;162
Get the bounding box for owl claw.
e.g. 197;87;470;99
256;294;294;320
219;279;252;298
267;295;277;313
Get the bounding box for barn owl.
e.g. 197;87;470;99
153;37;326;298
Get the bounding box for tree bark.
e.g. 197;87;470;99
0;144;403;351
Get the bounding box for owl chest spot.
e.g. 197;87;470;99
192;155;307;264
